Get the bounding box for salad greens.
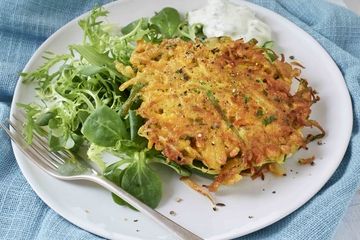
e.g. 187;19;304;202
149;7;182;38
19;5;277;209
19;6;200;209
104;151;162;209
81;105;128;147
121;7;205;42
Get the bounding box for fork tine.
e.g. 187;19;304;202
12;110;26;121
27;131;66;165
0;122;21;146
0;121;58;172
28;133;66;164
6;118;61;170
11;113;66;165
30;144;60;170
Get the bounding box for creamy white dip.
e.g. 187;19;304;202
188;0;272;46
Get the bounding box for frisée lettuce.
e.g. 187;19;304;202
19;7;200;209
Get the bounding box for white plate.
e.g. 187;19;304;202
10;0;353;239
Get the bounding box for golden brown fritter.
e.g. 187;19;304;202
119;37;324;191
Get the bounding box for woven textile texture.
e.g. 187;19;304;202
0;0;359;239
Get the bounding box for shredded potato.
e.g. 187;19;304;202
119;37;324;191
180;177;215;205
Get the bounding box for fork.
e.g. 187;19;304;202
0;113;203;240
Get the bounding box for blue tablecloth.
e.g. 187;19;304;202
1;0;359;239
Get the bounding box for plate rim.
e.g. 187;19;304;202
10;0;353;239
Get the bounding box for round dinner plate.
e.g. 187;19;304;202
10;0;353;239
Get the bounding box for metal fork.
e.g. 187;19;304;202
0;113;203;240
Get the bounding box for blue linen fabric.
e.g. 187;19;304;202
0;0;359;239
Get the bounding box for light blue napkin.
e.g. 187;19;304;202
0;0;359;239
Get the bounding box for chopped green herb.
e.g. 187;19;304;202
244;95;250;104
262;115;277;126
256;108;264;117
207;90;244;142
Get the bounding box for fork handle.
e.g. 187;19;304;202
88;175;203;240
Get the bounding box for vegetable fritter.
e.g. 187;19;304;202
119;37;324;191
